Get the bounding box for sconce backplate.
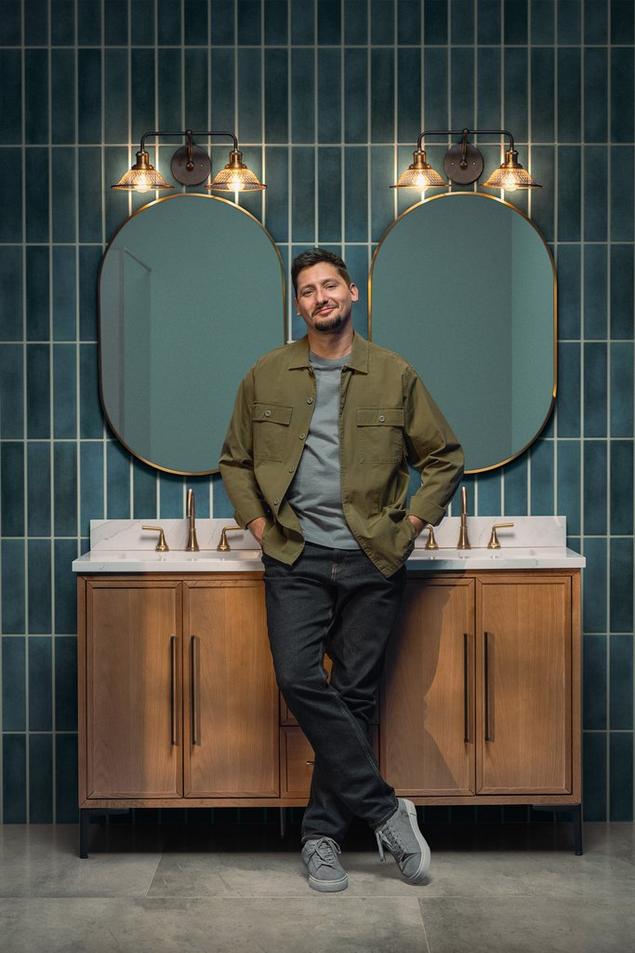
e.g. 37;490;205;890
170;144;212;186
443;142;484;185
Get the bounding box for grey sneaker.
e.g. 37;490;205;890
374;798;431;884
301;836;348;892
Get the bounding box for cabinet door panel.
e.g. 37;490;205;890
381;578;475;795
184;581;279;796
478;578;571;794
86;582;182;798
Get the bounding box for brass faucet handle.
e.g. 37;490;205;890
487;522;515;549
424;526;439;550
142;525;169;551
216;525;244;552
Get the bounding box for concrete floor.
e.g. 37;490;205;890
0;818;633;952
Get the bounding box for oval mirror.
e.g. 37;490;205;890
369;192;556;473
99;194;285;475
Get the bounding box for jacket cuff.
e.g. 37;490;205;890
234;503;269;529
407;499;446;527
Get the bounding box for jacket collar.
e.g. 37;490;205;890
285;329;369;374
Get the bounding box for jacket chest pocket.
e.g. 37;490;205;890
355;407;405;464
252;402;293;461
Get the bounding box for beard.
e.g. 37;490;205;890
313;312;345;333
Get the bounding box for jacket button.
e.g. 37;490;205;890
299;432;306;439
264;409;271;417
378;414;385;422
306;397;313;404
273;497;280;504
288;466;295;473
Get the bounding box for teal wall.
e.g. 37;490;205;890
0;0;633;824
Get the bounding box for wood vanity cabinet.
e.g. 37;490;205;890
77;568;581;816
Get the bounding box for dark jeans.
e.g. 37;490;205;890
262;540;406;845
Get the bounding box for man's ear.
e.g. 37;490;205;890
349;282;360;301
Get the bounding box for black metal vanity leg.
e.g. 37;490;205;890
279;807;286;839
79;808;89;859
573;804;584;855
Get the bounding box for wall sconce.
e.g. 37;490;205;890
111;129;266;194
392;128;541;192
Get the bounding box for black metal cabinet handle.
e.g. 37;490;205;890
191;635;200;745
463;632;470;743
170;635;177;745
484;630;493;741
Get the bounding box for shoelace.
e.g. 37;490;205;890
305;836;342;868
375;824;407;864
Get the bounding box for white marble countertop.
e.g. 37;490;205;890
72;516;586;573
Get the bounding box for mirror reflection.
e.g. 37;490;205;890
370;192;556;473
99;194;285;475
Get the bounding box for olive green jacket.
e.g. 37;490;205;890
218;330;464;577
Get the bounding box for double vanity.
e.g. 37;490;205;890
73;515;585;857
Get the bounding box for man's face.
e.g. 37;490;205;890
295;262;359;334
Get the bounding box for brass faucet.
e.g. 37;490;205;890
457;485;471;549
487;522;515;549
142;525;169;551
185;488;199;551
217;525;244;551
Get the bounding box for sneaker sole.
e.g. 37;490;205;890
401;798;431;884
307;873;349;892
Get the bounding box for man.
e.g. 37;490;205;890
219;248;464;893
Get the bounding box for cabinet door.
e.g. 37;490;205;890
477;576;571;794
86;580;182;798
183;580;279;797
380;577;475;796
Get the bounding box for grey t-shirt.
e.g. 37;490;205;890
286;349;360;550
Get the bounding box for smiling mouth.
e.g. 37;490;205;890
315;306;335;316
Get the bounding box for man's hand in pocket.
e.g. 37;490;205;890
246;516;267;546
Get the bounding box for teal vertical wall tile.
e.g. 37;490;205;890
25;0;47;44
318;49;341;143
531;49;554;142
158;0;181;44
104;49;128;143
52;50;75;145
104;146;129;238
610;147;634;243
53;344;77;439
105;0;127;45
583;441;607;535
371;49;394;142
51;148;76;243
29;733;53;823
610;344;634;436
503;454;528;515
344;48;367;142
55;732;78;822
557;0;581;43
131;0;154;44
132;457;157;517
371;0;394;44
610;732;633;821
80;343;103;438
238;49;262;142
557;48;580;143
212;472;234;517
106;440;130;518
0;50;21;144
52;247;76;340
211;48;235;129
0;247;22;339
291;147;315;241
131;49;156;143
610;440;633;534
26;247;49;340
345;244;368;328
583;246;607;338
557;440;581;535
291;49;314;142
78;149;103;242
582;537;607;632
3;735;26;823
291;0;313;43
53;442;78;536
54;538;76;633
583;343;607;437
451;0;474;43
2;637;25;730
0;0;20;45
158;49;181;129
186;48;209;128
584;0;607;42
478;0;501;43
583;634;607;728
25;148;48;243
610;245;634;339
28;636;52;731
557;147;581;241
530;145;554;242
0;344;24;438
584;50;607;144
265;0;287;44
265;49;288;143
610;635;633;729
425;0;447;43
476;52;500;137
504;47;528;143
27;443;51;536
347;0;369;42
318;148;341;241
423;47;448;129
318;0;341;44
583;730;606;820
1;442;25;536
2;541;25;631
55;636;77;731
610;537;633;632
611;0;635;43
344;146;367;241
159;472;184;517
451;47;474;129
557;244;581;339
264;146;289;240
211;0;235;44
77;0;101;45
80;441;104;535
529;439;554;514
505;0;528;42
476;469;502;516
26;344;51;439
25;50;47;145
556;342;580;437
79;245;101;339
28;539;51;634
370;146;392;242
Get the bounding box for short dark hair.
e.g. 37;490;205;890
291;247;352;296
